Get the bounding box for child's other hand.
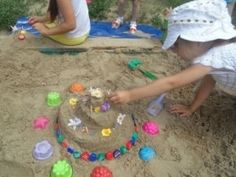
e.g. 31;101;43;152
169;104;193;117
29;16;43;25
109;90;131;104
32;23;49;35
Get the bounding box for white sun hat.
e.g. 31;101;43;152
162;0;236;49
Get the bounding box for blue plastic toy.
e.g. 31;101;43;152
139;146;156;161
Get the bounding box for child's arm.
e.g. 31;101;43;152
33;0;76;35
170;75;215;117
110;64;213;104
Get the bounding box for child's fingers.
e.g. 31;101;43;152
179;112;190;118
28;17;36;24
109;93;120;103
169;105;183;112
169;105;191;117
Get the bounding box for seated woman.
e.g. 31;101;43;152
29;0;90;45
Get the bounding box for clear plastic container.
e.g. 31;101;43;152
147;93;166;116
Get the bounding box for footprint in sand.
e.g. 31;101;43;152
0;160;34;177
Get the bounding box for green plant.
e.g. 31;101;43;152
166;0;191;7
0;0;29;30
151;14;168;43
88;0;114;19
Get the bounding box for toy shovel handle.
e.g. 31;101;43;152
138;69;157;80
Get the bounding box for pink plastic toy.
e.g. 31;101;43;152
33;116;49;129
142;121;160;136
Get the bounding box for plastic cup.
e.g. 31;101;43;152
51;160;73;177
47;92;61;107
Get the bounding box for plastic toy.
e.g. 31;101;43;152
89;87;103;98
126;141;132;150
73;151;81;159
113;149;121;158
128;58;157;80
51;160;73;177
54;115;139;162
105;152;113;160
147;93;166;116
139;146;156;161
18;33;25;40
32;140;53;160
101;128;112;137
117;113;126;125
47;92;61;107
97;153;105;161
81;151;90;161
101;101;110;112
67;117;82;130
90;166;113;177
142;121;160;136
94;107;101;113
69;98;78;106
33;116;49;129
69;83;85;93
120;145;127;155
89;153;97;161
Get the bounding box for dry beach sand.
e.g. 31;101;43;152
0;32;235;177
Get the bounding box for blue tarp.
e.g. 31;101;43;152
90;21;162;39
16;17;162;39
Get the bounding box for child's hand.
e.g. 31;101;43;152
28;16;44;25
32;23;49;35
169;104;193;117
109;90;131;104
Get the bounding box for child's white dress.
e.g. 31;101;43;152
193;43;236;96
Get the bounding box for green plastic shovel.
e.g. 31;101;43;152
128;58;157;80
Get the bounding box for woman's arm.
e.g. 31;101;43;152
33;0;76;35
110;64;213;104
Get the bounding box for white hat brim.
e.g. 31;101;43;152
162;26;180;50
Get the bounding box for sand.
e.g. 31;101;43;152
0;33;235;177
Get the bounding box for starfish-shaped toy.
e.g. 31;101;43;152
10;25;19;33
33;116;49;129
67;117;82;130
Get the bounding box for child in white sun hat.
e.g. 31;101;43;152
110;0;236;117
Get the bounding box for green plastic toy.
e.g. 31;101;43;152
47;92;62;107
51;160;73;177
128;58;157;80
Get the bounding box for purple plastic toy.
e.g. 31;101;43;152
147;93;166;116
101;101;110;112
33;140;53;160
142;121;160;136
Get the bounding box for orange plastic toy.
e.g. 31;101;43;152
69;83;85;93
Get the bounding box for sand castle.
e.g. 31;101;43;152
57;86;137;155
